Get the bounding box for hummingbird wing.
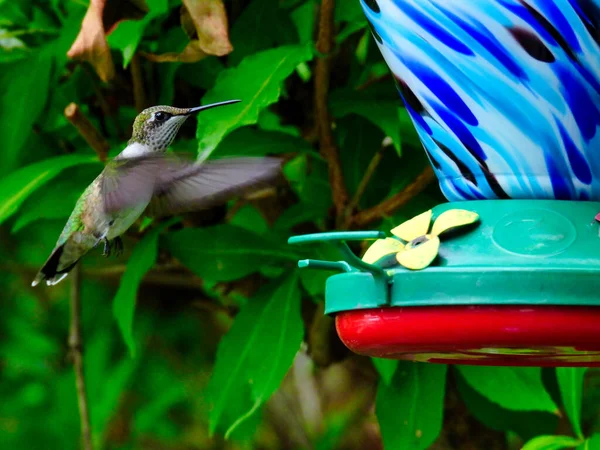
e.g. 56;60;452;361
100;154;281;217
100;153;188;215
147;157;282;218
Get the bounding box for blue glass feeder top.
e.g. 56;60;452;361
361;0;600;202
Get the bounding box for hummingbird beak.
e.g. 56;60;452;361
186;99;242;115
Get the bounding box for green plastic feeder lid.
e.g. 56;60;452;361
289;200;600;315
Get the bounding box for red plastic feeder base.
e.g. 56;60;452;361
335;306;600;367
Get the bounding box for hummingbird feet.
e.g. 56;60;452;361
113;237;124;257
95;236;124;258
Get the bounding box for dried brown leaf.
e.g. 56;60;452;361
141;42;208;63
67;0;148;82
181;0;233;56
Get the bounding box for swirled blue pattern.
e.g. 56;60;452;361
361;0;600;200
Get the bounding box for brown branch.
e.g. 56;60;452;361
343;147;385;228
314;0;347;226
64;103;109;162
352;166;436;227
68;265;94;450
131;54;147;112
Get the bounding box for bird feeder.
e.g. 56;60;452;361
289;0;600;367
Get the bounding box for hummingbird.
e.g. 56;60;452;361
32;100;281;287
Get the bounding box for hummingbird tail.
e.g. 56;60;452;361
31;244;80;287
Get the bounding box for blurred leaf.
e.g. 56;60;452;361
456;369;559;441
0;154;98;227
557;368;588;439
330;88;402;153
113;219;176;356
161;224;298;282
212;127;311;158
577;434;600;450
197;44;313;158
67;0;149;81
12;166;98;233
289;0;316;44
335;0;367;42
458;366;558;414
182;0;232;56
257;108;301;136
337;115;384;198
0;50;53;175
107;0;168;67
177;56;225;89
274;203;326;230
284;154;332;218
522;435;582;450
134;382;187;433
372;358;399;385
157;61;181;105
207;274;303;437
377;362;447;450
229;0;298;66
297;242;344;297
229;205;268;234
85;319;148;442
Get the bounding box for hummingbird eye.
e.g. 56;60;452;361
154;111;170;122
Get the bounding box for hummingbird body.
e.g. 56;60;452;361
33;101;281;286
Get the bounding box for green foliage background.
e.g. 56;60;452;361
1;0;599;449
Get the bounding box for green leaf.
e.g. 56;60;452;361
113;219;176;356
211;127;311;158
0;50;54;175
196;44;313;159
458;366;558;414
522;435;583;450
161;224;298;282
377;362;447;450
372;358;399;385
0;154;99;227
107;0;169;67
557;368;588;439
207;274;303;438
456;369;559;441
330;87;403;153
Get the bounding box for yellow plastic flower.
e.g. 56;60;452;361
362;209;479;271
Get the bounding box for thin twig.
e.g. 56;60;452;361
131;54;147;112
352;166;436;227
343;147;386;228
355;73;392;91
64;103;109;162
314;0;347;226
69;265;93;450
82;64;125;139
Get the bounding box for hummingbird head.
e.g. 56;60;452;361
129;100;241;151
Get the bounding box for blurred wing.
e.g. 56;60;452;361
101;154;187;214
147;157;282;218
